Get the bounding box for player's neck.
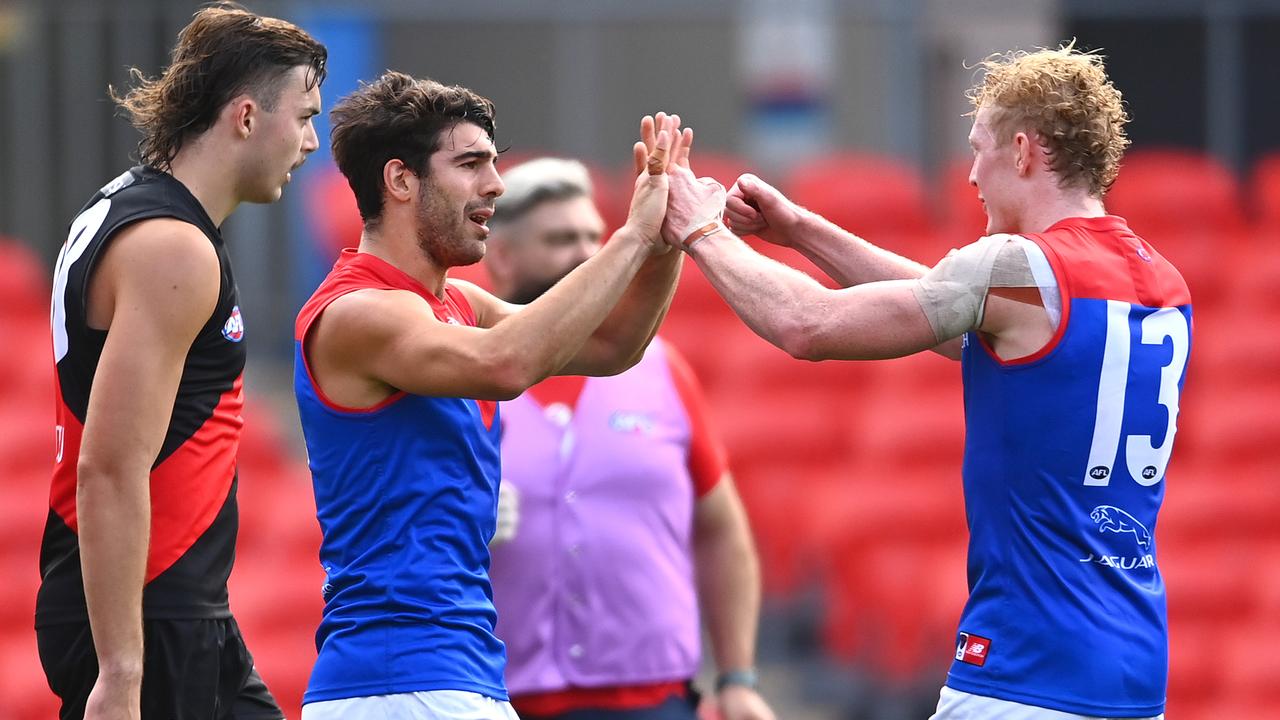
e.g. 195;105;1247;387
1018;189;1106;234
358;225;450;299
168;146;241;227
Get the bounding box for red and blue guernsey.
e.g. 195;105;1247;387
293;249;506;705
950;216;1190;717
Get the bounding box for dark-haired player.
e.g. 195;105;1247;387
39;4;326;719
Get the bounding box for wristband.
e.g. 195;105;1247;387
715;668;759;692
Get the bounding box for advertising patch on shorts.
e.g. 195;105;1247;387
955;631;991;667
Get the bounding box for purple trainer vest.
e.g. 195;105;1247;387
489;338;701;694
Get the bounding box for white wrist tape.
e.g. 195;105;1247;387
680;216;728;248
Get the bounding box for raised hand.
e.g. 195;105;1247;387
662;164;728;251
620;113;680;251
635;112;694;174
724;173;803;247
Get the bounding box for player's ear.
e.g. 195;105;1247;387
1012;131;1034;176
383;159;416;204
225;96;256;140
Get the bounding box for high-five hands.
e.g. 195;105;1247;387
627;114;732;252
621;112;691;252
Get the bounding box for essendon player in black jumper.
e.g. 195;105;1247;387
38;5;325;720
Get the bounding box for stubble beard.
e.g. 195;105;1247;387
415;179;484;269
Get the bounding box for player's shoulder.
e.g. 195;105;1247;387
89;219;221;333
324;285;431;326
324;284;470;346
101;219;219;285
446;277;514;329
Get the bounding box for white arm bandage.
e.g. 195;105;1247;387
911;234;1061;342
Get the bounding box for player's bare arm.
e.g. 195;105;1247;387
666;166;961;361
725;173;930;288
554;113;695;374
307;121;676;404
77;218;220;719
460;114;695;376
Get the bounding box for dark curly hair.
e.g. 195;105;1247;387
968;43;1130;196
329;71;497;225
111;2;327;171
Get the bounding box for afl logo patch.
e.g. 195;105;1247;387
222;305;245;342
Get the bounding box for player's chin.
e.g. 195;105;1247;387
461;240;487;266
245;182;286;205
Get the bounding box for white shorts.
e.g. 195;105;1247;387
301;690;520;720
930;687;1164;720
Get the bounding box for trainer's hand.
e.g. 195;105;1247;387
490;481;520;547
725;173;802;247
717;685;777;720
84;674;141;720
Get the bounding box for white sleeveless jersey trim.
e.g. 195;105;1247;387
51;198;112;362
1007;235;1062;328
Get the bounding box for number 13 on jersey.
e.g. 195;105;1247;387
1084;301;1191;487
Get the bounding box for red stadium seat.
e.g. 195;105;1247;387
784;153;945;262
658;312;772;396
0;238;50;319
938;157;989;246
823;533;967;679
1162;538;1256;621
1165;618;1226;709
714;385;856;471
1225;230;1280;312
1107;149;1247;234
667;259;738;318
0;632;60;720
734;462;857;596
1159;463;1280;542
1248;152;1280;229
1218;618;1280;709
1180;382;1280;468
686;150;752;189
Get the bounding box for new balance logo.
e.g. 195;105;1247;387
955;632;991;667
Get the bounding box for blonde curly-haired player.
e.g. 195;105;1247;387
658;45;1185;720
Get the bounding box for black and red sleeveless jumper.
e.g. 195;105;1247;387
38;166;246;626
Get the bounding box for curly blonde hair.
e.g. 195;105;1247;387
967;44;1130;196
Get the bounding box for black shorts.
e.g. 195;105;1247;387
36;616;282;720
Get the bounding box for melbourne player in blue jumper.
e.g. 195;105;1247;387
293;71;702;720
658;46;1182;719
